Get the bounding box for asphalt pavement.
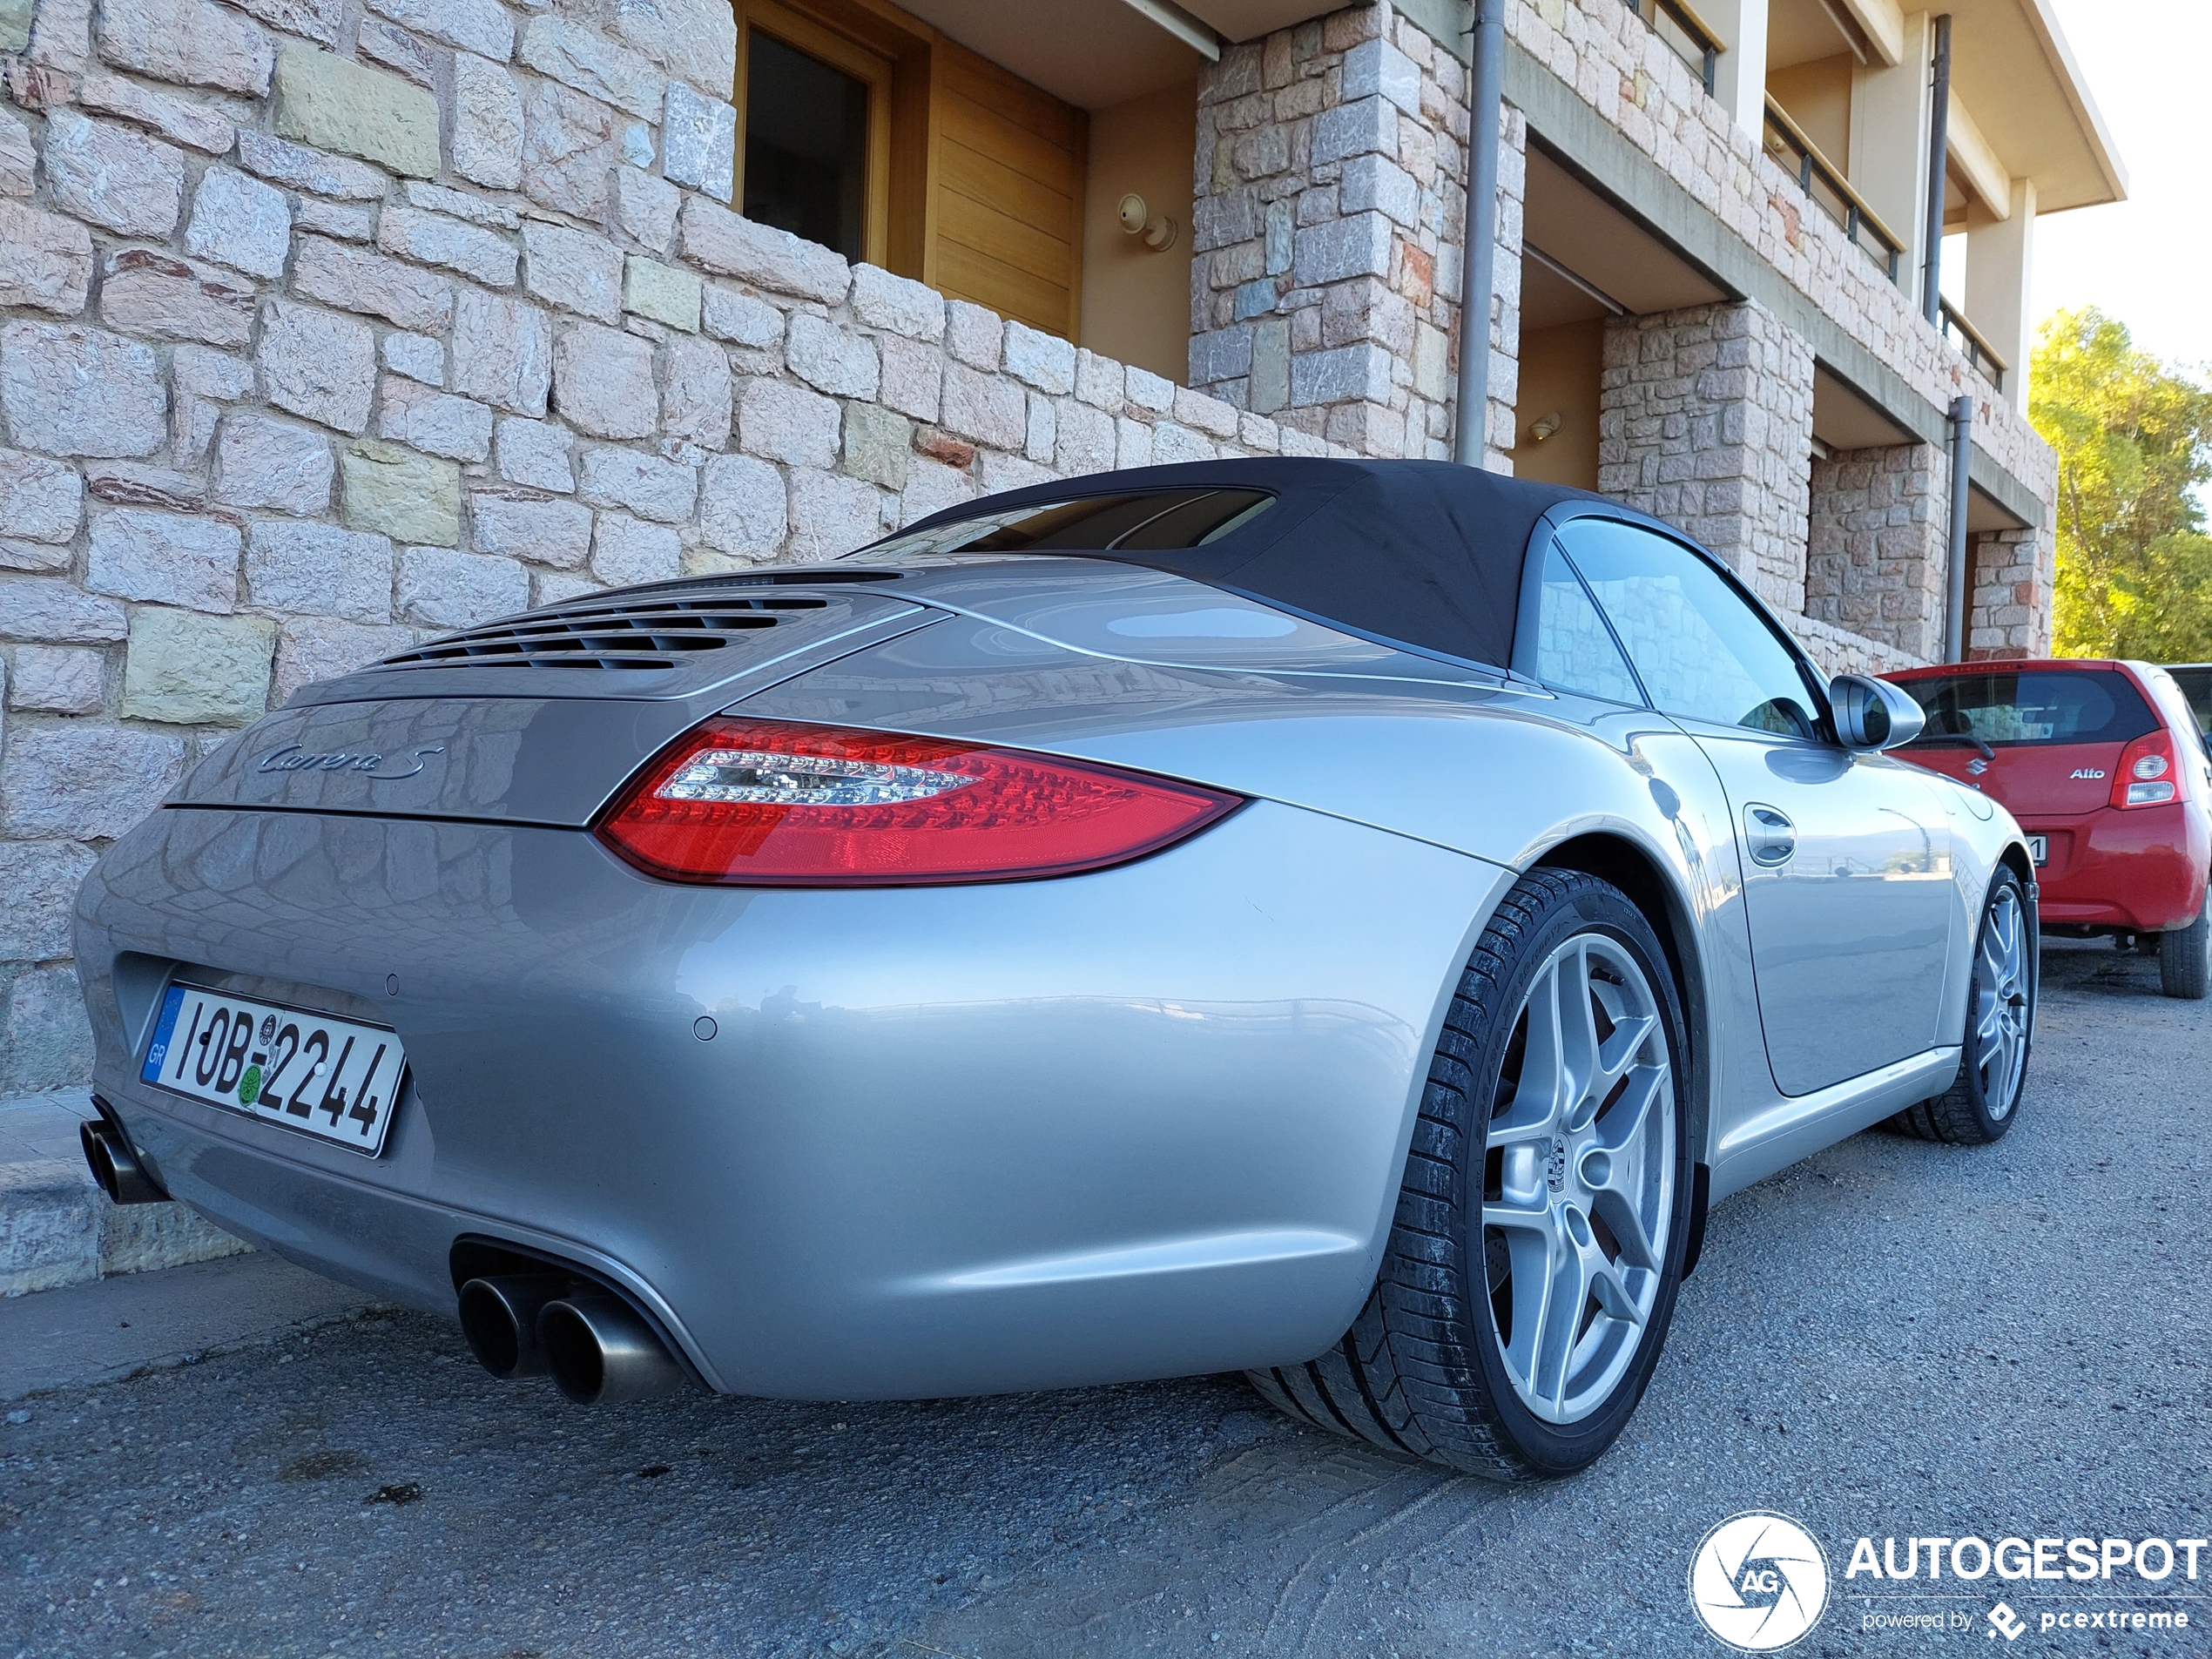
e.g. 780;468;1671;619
2;938;2207;1658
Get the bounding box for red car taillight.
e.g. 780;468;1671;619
2112;731;2180;809
595;717;1242;886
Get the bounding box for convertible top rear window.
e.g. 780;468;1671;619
1897;669;2159;747
842;458;1605;671
852;490;1276;560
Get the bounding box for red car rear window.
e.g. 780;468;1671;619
1896;670;2160;748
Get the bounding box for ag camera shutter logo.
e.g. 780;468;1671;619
1689;1512;1831;1650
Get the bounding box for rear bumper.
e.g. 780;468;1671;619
2021;801;2208;932
76;801;1508;1399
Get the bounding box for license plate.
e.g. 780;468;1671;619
139;984;407;1157
2027;834;2047;866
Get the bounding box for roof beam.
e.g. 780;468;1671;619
1118;0;1220;60
1830;0;1903;64
1946;91;2012;220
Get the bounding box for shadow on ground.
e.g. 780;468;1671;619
2;939;2204;1657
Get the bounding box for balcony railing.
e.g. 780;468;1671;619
1939;300;2007;394
1762;97;1905;286
1625;0;1720;96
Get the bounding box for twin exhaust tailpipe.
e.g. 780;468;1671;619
80;1107;684;1406
458;1272;689;1405
80;1113;170;1206
80;1100;685;1407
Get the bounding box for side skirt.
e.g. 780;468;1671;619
1708;1047;1963;1202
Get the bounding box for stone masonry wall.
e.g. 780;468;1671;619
1966;524;2055;660
1597;300;1815;615
1786;611;1919;678
1186;0;2056;667
1187;0;1524;466
0;0;1329;1090
1804;442;1947;663
1505;0;2057;520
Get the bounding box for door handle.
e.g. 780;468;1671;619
1744;804;1796;867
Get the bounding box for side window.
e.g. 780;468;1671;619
1534;542;1644;705
1558;519;1820;738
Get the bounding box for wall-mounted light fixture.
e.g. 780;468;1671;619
1117;193;1178;252
1529;412;1564;443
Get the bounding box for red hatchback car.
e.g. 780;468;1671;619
1884;659;2212;999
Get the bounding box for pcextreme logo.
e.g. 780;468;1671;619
1688;1512;1831;1651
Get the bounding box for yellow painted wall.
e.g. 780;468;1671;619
1767;54;1853;169
1510;319;1605;490
1078;80;1196;383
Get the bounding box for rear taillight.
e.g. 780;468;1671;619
2113;731;2179;808
595;717;1241;886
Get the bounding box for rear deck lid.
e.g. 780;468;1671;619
175;579;932;826
288;576;921;706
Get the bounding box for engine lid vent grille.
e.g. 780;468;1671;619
374;593;835;671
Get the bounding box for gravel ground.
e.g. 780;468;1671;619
3;938;2207;1657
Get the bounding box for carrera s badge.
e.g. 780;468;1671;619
257;745;446;779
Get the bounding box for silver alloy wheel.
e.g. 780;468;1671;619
1972;883;2031;1116
1480;932;1675;1426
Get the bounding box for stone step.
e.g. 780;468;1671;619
0;1090;251;1298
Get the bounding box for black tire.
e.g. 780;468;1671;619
1246;869;1693;1481
1889;866;2034;1143
2156;891;2210;1000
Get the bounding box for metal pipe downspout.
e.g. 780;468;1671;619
1920;13;1952;327
1945;393;1974;660
1453;0;1505;467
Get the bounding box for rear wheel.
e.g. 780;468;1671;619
1246;869;1691;1480
2155;890;2210;1000
1890;867;2033;1143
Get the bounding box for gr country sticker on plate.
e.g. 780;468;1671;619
140;984;407;1156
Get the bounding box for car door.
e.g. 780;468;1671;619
1554;517;1955;1097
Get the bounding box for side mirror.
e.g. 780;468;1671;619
1830;674;1926;752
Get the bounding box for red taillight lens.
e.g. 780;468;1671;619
595;717;1242;886
2113;731;2179;808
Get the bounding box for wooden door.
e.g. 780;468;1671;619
931;42;1087;340
727;0;1088;343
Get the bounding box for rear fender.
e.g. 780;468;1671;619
743;635;1748;1171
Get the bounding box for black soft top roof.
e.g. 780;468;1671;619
887;457;1609;671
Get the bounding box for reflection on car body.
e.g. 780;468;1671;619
75;460;2036;1478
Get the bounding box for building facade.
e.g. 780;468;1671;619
0;0;2121;1083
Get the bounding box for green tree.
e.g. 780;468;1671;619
2032;307;2212;660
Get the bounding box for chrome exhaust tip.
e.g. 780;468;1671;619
457;1274;570;1379
80;1118;169;1205
536;1291;688;1405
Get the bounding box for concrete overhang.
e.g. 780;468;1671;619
1811;368;2028;531
1768;0;1889;69
1524;146;1729;315
1503;38;2048;529
897;0;1218;107
1944;0;2126;214
1174;0;1338;43
1763;0;2121;215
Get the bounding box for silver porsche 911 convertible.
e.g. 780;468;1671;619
73;458;2036;1479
